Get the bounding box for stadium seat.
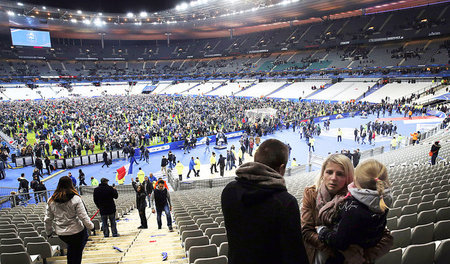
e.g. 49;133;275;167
180;224;200;235
0;233;18;240
433;220;450;240
391;228;411;249
218;242;228;257
26;241;60;263
185;236;210;252
401;242;435;264
436;206;450;221
188;244;218;264
386;217;397;230
182;230;204;243
18;231;39;241
375;248;402;264
410;223;433;245
393;199;408;208
196;218;214;226
23;236;46;246
402;204;418;215
418;201;434;213
434;238;450;264
433;199;448;210
397;213;417;229
210;233;227;247
193;215;208;222
178;220;196;227
194;255;228;264
1;238;24;245
205;227;226;239
200;223;219;233
417;209;436;225
422;194;435;203
0;251;39;264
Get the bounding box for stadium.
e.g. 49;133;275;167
0;0;448;263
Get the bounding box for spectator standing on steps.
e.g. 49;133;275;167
151;180;173;232
44;176;94;264
221;139;308;264
175;161;184;181
161;156;168;177
93;178;119;238
142;176;154;208
430;141;441;165
132;177;148;229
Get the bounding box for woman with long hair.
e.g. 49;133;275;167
44;176;94;264
301;154;393;264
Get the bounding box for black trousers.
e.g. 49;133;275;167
139;208;147;228
59;228;88;264
210;164;218;173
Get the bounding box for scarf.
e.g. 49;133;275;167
316;182;349;226
235;162;286;188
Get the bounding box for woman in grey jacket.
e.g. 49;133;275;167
44;176;94;264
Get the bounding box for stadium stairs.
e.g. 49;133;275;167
356;83;385;102
305;83;333;99
266;82;293;98
205;82;227;96
233;82;257;96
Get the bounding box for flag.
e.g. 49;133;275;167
116;166;127;180
52;149;60;157
128;157;135;175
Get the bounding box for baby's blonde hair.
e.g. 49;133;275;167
355;159;391;212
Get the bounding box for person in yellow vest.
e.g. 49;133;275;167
175;161;184;181
137;168;145;183
291;158;298;167
337;128;343;142
408;110;413;119
195;157;201;177
91;176;99;187
390;137;398;150
309;137;315;152
397;134;404;148
210;152;218;174
116;173;125;185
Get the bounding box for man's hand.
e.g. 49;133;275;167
152;209;155;214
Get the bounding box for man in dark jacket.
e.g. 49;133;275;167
18;173;30;200
151;180;173;232
44;156;52;175
352;149;361;167
35;156;44;175
93;178;119;237
102;150;109;168
142;176;154;208
430;141;441;165
218;154;226;177
30;176;41;203
221;139;308;264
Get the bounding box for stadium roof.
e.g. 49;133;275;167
0;0;447;40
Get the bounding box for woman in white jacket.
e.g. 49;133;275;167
44;176;94;264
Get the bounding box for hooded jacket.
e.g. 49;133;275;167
317;187;393;263
221;162;308;264
44;194;94;236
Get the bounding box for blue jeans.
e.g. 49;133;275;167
156;204;172;229
101;214;118;237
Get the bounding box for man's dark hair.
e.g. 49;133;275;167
254;139;289;170
157;180;165;185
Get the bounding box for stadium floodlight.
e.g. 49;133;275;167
140;11;147;18
176;2;189;11
77;10;82;14
17;2;23;6
98;12;103;16
7;11;15;16
71;18;77;23
94;18;103;26
127;12;134;18
42;6;46;10
83;19;91;25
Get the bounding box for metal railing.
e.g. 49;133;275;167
0;189;55;209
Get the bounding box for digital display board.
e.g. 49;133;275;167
10;28;51;47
